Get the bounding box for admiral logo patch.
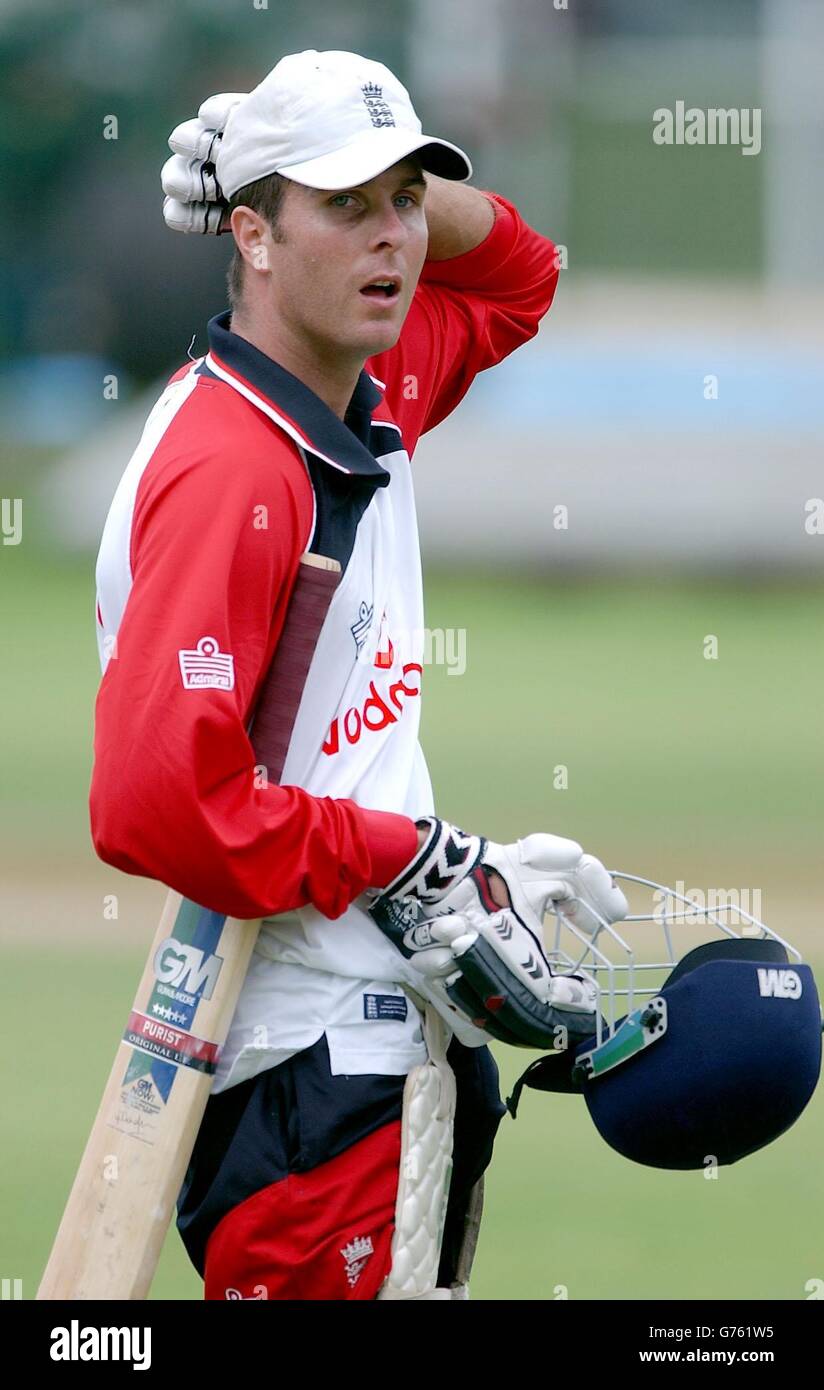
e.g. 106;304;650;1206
178;636;235;690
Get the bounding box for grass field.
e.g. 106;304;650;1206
1;551;822;1300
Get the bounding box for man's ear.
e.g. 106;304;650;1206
229;206;273;276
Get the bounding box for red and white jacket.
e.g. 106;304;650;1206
91;191;559;1088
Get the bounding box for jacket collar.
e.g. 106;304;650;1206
203;311;389;481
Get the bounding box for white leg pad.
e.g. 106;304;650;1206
377;995;457;1300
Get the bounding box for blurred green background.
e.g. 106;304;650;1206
2;0;822;1302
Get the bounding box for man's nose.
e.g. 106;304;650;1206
369;201;409;248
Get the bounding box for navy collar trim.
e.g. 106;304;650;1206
203;311;389;481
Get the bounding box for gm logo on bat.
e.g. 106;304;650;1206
153;937;224;1000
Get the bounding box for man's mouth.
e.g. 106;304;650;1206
359;276;401;305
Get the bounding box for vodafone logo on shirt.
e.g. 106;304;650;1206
323;662;422;755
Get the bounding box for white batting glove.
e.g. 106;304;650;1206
368;819;627;1048
399;900;599;1009
448;832;629;939
161;92;246;234
370;884;602;1048
374;817;628;939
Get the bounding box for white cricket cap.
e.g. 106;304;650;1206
216;49;472;198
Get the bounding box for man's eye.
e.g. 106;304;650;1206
329;192;417;210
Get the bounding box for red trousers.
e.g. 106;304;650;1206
204;1119;402;1301
176;1033;506;1301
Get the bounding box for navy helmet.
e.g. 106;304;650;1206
506;875;822;1169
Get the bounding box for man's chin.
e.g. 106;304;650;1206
356;322;404;358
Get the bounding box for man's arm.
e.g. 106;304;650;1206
90;407;418;921
367;187;560;453
422;172;497;260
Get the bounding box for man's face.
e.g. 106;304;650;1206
263;157;429;362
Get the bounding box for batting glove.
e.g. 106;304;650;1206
368;818;628;1047
372;816;627;935
161;92;246;234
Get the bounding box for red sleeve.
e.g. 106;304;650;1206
367;190;559;455
89;403;418;920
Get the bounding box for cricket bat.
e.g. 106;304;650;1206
37;552;341;1300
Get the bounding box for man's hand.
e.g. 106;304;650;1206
368;817;628;1047
413;822;509;906
369;890;602;1049
161;92;245;234
381;816;626;935
485;866;511;909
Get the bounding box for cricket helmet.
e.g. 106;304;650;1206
506;875;822;1169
